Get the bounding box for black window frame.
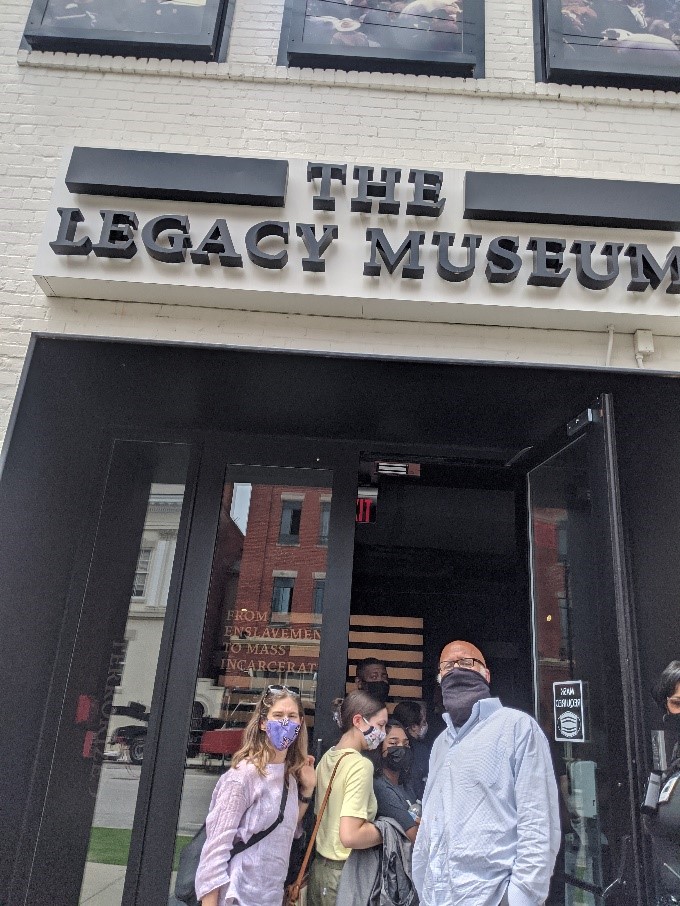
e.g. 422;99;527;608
279;498;303;545
22;0;230;62
279;0;485;77
313;577;326;614
272;575;295;614
537;0;680;90
319;499;331;546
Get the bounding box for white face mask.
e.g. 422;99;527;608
362;717;387;750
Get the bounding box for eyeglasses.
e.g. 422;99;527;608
266;684;301;697
667;696;680;708
439;657;486;673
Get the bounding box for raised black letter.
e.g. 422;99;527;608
624;243;680;293
92;210;138;260
364;229;425;278
50;207;92;256
307;163;347;212
352;167;401;215
432;233;481;282
246;221;289;269
190;219;243;267
141;215;192;263
527;237;570;288
570;241;622;291
296;224;339;273
485;236;522;284
407;170;445;217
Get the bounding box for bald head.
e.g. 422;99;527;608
439;640;490;683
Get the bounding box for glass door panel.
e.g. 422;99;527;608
25;440;192;906
169;466;333;898
529;398;638;906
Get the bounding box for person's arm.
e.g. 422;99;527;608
337;758;382;850
194;773;249;906
507;721;562;906
296;756;316;823
374;779;418;841
339;815;382;849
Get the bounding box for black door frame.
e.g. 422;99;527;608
6;389;650;906
524;394;647;905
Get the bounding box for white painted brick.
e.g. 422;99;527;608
3;0;680;445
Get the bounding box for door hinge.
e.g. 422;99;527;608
567;406;601;437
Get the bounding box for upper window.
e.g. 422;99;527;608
279;498;303;545
131;546;153;599
23;0;229;61
283;0;484;76
272;576;295;614
319;500;331;546
541;0;680;88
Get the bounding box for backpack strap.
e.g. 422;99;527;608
231;774;289;858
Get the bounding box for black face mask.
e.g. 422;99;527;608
665;711;680;737
440;668;490;727
364;680;390;703
382;745;414;776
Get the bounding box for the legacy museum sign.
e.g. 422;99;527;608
33;148;680;333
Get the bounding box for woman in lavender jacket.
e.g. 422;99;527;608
196;686;316;906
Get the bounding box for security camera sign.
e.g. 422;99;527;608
553;680;587;743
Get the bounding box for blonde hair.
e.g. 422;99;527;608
232;687;308;780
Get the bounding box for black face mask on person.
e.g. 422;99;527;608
364;681;390;703
440;668;490;727
382;745;414;775
665;711;680;739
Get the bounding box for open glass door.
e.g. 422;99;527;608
528;395;642;906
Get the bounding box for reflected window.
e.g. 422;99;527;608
319;500;331;546
132;547;153;598
23;0;229;61
313;578;326;614
272;576;295;614
279;499;303;545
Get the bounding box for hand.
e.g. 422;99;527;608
297;755;316;797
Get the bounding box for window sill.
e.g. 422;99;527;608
17;48;680;108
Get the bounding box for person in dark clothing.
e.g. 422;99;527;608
393;700;430;800
372;720;420;843
647;660;680;905
356;657;390;706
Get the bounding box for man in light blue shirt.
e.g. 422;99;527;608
412;640;561;906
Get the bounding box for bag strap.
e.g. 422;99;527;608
289;751;353;892
231;774;289;858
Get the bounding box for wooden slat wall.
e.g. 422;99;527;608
345;614;423;709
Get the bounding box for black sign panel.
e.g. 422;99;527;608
553;679;587;743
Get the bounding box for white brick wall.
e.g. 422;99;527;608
3;0;680;443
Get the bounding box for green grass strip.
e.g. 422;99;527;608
87;826;192;870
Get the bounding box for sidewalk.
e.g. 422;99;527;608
79;862;177;905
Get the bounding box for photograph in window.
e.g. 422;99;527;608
555;0;680;70
300;0;466;53
39;0;208;36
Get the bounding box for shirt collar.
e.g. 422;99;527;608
443;697;502;740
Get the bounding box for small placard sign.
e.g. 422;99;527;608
553;680;587;743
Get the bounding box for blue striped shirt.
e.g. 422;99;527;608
412;698;561;906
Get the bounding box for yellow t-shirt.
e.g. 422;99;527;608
314;747;377;861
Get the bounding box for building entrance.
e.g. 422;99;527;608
6;337;673;906
347;395;638;906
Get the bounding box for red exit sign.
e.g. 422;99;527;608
356;496;376;523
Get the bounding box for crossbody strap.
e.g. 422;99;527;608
290;751;353;891
231;773;289;858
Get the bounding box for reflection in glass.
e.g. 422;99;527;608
41;0;207;36
556;0;680;69
530;437;610;906
169;477;331;895
301;0;465;53
79;482;186;904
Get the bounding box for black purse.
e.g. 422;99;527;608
175;777;289;905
